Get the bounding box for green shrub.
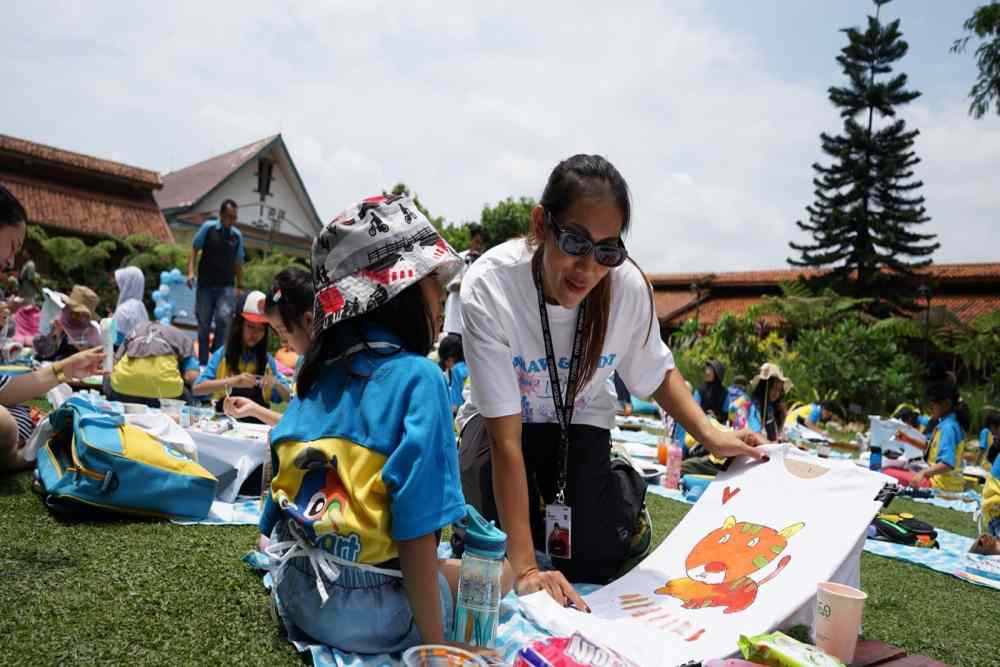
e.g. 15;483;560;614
784;316;922;417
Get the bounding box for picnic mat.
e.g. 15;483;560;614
242;550;594;666
171;496;261;526
862;527;1000;591
907;490;980;514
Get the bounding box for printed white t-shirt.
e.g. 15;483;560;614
460;238;673;430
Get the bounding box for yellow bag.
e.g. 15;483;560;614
111;354;184;399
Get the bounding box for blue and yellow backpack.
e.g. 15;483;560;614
34;397;217;520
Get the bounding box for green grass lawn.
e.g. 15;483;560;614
1;471;996;666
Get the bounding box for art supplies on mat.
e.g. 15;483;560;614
738;631;845;667
514;633;638;667
519;445;889;666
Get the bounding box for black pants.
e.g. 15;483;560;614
457;416;636;584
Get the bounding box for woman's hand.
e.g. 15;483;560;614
703;428;768;460
60;347;106;379
229;373;257;389
223;396;260;420
909;471;927;488
515;567;590;612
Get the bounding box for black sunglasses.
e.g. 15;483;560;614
546;211;627;268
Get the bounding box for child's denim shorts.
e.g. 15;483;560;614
274;541;454;654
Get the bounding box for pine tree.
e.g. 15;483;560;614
789;0;938;312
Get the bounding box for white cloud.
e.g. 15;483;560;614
3;0;998;272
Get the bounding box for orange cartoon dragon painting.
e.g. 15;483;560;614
655;516;805;614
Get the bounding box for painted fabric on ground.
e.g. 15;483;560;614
519;446;888;666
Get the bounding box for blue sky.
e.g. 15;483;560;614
3;1;998;273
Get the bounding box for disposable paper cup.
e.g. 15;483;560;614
401;644;486;667
813;581;867;663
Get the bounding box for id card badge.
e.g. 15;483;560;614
545;502;572;560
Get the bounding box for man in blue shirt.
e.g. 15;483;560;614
187;199;245;365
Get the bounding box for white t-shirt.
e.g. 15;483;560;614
460;238;673;430
442;250;469;336
520;446;890;665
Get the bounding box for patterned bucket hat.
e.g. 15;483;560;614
311;194;463;336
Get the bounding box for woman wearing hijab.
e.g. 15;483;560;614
699;359;727;421
112;266;149;344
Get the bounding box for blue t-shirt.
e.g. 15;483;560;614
260;325;466;564
980;427;992;451
196;346;289;402
930;413;963;469
448;361;469;410
193;220;245;288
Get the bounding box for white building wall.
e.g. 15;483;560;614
197;149;316;241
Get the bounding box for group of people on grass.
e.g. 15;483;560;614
2;152;996;657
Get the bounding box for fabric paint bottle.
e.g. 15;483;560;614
869;446;882;472
661;438;683;490
451;505;507;648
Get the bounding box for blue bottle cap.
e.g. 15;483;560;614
460;504;507;559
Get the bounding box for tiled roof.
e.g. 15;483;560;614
653;291;697;319
156;135;278;210
650;263;1000;288
930;294;1000;323
0;173;173;243
0;134;161;188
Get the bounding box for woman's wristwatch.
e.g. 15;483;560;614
52;361;69;383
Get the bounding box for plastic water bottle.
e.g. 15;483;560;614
99;318;116;374
451;505;507;648
869;446;883;471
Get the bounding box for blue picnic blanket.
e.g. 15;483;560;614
171;496;261;525
907;490;980;514
243;549;595;666
862;527;1000;591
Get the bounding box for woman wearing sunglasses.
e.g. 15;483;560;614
456;154;765;610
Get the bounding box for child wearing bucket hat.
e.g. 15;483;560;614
259;194;513;653
32;285;102;361
192;290;290;419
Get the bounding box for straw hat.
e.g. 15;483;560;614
63;285;99;319
750;362;793;394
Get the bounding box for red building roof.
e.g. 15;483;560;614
0;134;172;243
652;263;1000;326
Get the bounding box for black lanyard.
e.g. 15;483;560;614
533;258;587;505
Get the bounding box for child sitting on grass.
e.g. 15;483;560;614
909;376;969;492
224;268;313;426
259;195;512;654
193;290;290;421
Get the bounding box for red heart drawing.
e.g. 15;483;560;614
722;486;740;505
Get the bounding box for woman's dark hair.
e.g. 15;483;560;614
220;199;238;215
534;154;653;389
225;295;268;377
0;185;27;228
895;407;919;427
438;334;464;366
699;359;727;419
985;413;1000;430
752;379;787;441
468;224;490;245
296;282;434;396
264;267;314;331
